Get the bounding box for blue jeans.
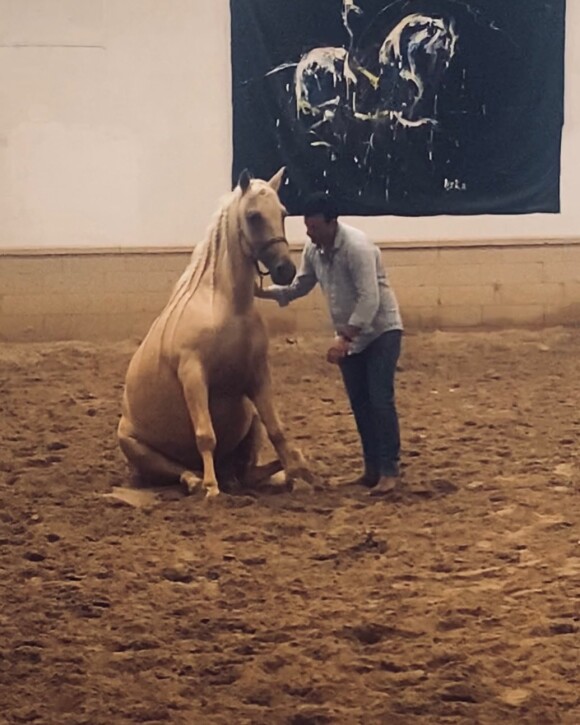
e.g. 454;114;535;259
339;330;402;478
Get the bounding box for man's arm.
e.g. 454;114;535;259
255;246;317;307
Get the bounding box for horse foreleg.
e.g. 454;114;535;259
249;374;311;484
118;417;202;491
179;359;220;499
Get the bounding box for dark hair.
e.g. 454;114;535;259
303;192;339;222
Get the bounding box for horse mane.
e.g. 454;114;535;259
141;187;243;353
168;187;241;305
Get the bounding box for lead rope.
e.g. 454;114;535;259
255;260;269;290
252;236;289;290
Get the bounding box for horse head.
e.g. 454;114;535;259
236;167;296;286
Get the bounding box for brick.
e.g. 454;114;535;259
131;254;189;274
438;247;502;265
543;262;580;283
0;314;44;341
0;257;65;277
498;283;564;306
86;312;150;340
43;271;107;293
481;305;544;326
380;249;439;267
84;294;131;314
127;313;160;341
125;293;169;314
439;285;496;306
41;312;155;342
41;314;86;341
479;263;544;284
544;303;580;326
62;256;125;278
399;306;439;329
99;271;157;294
396;285;440;307
1;294;50;315
436;264;483;287
129;271;177;294
390;265;440;287
563;281;580;304
499;246;554;264
20;293;114;315
439;305;482;327
0;272;32;294
558;244;580;263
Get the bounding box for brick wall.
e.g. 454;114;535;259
1;242;579;342
388;244;580;329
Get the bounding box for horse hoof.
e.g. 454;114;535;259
180;471;202;496
204;485;220;501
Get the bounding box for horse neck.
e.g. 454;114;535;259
211;197;255;314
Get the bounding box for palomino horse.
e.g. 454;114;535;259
118;168;311;499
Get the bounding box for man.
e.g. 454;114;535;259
255;192;403;495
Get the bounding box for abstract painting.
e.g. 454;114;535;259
230;0;565;216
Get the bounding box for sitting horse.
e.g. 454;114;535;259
118;168;310;498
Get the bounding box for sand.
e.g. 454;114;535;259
0;328;578;724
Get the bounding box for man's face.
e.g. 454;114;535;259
304;214;336;247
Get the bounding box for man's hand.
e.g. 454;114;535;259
326;335;350;364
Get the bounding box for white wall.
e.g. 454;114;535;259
0;0;231;248
0;0;577;250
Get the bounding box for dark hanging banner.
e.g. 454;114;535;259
230;0;565;217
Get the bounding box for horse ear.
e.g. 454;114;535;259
238;169;253;195
268;166;286;192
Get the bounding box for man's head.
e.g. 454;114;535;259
303;192;339;248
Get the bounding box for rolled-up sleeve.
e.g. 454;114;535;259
347;245;380;330
264;246;317;307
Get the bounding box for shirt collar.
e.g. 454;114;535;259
333;222;345;250
316;222;344;258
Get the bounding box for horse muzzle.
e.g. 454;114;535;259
270;258;296;286
258;237;296;286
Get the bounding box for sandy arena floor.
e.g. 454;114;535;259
0;328;578;724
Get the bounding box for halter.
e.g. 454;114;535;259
234;200;290;288
252;236;290;288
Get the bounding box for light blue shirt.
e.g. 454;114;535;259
265;222;403;354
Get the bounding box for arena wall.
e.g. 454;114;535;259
2;240;580;342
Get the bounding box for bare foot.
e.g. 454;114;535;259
287;465;314;483
369;476;399;497
287;476;315;495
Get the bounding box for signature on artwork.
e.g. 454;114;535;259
444;178;467;191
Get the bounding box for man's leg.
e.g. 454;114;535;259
339;351;379;484
366;330;402;485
